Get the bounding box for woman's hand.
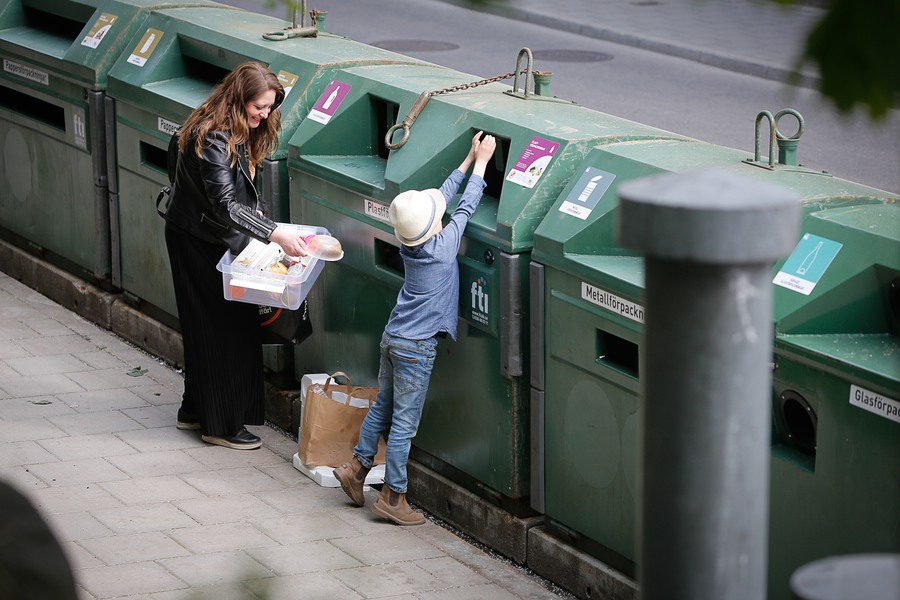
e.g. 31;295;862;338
268;226;309;258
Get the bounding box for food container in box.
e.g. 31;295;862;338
216;224;329;310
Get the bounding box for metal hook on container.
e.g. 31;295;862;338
510;48;534;99
385;92;432;151
754;110;777;167
263;0;318;40
774;108;804;166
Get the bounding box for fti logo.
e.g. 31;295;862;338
470;276;489;326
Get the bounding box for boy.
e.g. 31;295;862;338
334;131;497;525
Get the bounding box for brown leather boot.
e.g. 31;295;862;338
333;457;370;507
372;485;425;526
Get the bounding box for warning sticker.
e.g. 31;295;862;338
81;13;117;49
773;233;842;295
277;70;299;100
506;136;559;189
307;80;351;125
559;167;615;220
127;29;163;67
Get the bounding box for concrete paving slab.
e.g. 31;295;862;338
55;388;150;413
105;450;210;478
29;483;124;514
39;433;139;461
0;439;57;467
0;395;79;420
334;562;447;597
47;410;147;436
100;475;205;505
244;572;364;600
44;511;114;542
245;539;364;576
91;502;199;535
158;551;273;588
178;466;288;496
167;522;280;555
255;511;364;545
77;531;191;566
174;493;284;526
78;561;188;598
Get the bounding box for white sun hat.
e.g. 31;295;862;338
389;188;446;246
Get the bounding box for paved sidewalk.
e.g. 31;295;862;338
0;270;566;600
435;0;824;86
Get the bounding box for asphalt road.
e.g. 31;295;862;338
225;0;899;195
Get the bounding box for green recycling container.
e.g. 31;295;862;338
0;0;217;284
287;61;687;505
768;201;900;600
104;6;421;332
530;138;899;596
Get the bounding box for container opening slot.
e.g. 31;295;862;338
596;329;638;378
140;141;167;175
480;134;509;201
373;97;399;159
779;390;817;456
180;55;231;89
21;4;92;39
0;84;65;131
374;238;404;276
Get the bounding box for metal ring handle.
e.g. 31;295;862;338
774;108;805;141
262;30;290;41
385;123;410;150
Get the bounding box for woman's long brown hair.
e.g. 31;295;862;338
178;61;285;169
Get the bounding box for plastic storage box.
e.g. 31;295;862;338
217;224;328;310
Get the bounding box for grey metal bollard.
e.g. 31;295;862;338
616;169;800;600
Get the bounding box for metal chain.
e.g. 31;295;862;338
428;72;517;97
385;71;519;150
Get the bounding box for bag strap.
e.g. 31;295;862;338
348;386;376;407
323;371;351;395
157;130;181;220
156;186;171;219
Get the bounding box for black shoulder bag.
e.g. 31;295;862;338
155;131;180;219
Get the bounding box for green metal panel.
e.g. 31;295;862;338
0;0;223;283
532;142;899;597
105;6;424;323
288;63;687;502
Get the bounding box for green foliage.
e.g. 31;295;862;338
796;0;900;119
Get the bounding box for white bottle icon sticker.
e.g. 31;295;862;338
796;241;822;275
322;87;338;110
140;33;155;54
578;175;603;202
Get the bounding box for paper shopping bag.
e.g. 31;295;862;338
298;372;386;468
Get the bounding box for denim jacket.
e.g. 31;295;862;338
384;169;487;341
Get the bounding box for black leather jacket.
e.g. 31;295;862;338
165;130;276;254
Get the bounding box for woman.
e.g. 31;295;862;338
164;61;308;450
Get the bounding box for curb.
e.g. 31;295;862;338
432;0;821;90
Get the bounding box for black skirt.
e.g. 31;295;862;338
165;222;264;437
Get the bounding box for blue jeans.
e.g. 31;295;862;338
354;333;438;493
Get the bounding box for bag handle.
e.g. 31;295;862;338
323;371;352;396
348;386;376;408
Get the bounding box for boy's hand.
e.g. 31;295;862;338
471;134;496;179
474;135;496;163
468;130;484;160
